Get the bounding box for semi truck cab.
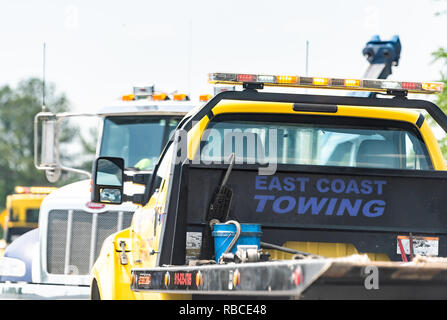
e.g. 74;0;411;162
0;86;199;299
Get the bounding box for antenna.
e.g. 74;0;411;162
305;40;309;76
42;42;46;112
186;20;192;95
305;40;309;94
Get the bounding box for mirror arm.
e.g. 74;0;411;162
133;173;150;185
123;173;151;185
123;193;146;206
60;165;91;178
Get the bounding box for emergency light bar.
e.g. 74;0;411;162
209;73;444;94
122;92;190;101
15;186;58;195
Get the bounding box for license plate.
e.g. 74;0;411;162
397;235;439;256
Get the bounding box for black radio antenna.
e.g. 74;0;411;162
42;42;46;112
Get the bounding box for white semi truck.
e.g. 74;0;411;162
0;86;199;299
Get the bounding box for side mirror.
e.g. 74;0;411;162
34;111;95;183
92;157;124;204
34;113;62;183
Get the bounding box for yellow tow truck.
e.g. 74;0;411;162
0;186;57;251
90;72;447;300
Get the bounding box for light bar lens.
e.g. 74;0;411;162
313;77;328;86
14;186;29;194
257;75;275;83
173;93;188;101
237;74;257;82
30;186;58;194
152;93;167;101
401;82;418;90
122;94;135;101
15;186;57;194
344;79;360;87
199;94;212;102
209;73;444;94
422;82;444;92
277;75;297;84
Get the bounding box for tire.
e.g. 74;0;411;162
90;279;101;300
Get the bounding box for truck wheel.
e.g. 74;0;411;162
91;279;101;300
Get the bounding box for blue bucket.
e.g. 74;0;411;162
212;223;262;262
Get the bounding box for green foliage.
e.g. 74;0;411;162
431;48;447;156
0;78;77;208
78;126;98;173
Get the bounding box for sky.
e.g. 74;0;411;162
1;0;447;114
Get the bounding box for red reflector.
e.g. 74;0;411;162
293;267;303;285
86;201;105;210
237;74;256;82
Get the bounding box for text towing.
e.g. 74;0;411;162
90;72;447;299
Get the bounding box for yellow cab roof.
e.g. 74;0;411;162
209;99;422;124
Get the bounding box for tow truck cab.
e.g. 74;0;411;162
0;186;57;246
91;73;447;299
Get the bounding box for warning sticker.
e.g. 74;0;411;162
186;232;202;262
397;236;439;256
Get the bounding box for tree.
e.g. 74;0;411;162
78;125;98;173
0;78;78;208
432;48;447;156
430;1;447;156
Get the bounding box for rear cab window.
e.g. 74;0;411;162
199;114;433;171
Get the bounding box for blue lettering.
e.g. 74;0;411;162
296;177;309;192
254;195;274;212
268;177;282;191
362;200;385;217
272;196;296;214
345;180;360;194
297;197;328;215
336;198;362;216
283;177;296;192
255;176;267;190
331;179;345;193
360;180;373;194
316;178;330;193
374;180;387;195
324;198;338;215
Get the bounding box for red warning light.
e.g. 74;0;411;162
237;74;256;82
401;82;417;90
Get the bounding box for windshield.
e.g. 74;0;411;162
200;114;433;170
100;116;180;171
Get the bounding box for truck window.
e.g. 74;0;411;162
9;208;18;222
100;116;180;171
151;143;174;194
200;114;432;170
25;208;39;223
